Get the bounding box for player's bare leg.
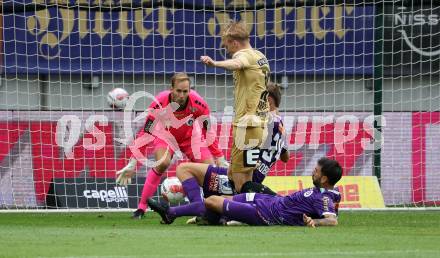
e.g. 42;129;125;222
176;162;210;185
229;170;253;193
202;157;215;165
204;195;226;213
230;125;265;193
152;162;210;223
133;148;172;219
176;162;210;224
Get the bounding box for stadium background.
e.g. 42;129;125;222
0;0;439;209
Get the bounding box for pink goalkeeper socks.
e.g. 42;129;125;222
138;168;162;211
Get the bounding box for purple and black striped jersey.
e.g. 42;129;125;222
255;187;340;226
252;113;288;183
202;113;288;196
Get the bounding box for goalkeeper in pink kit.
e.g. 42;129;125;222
116;73;227;218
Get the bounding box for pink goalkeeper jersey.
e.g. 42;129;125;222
134;90;223;158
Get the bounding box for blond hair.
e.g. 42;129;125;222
221;20;250;42
171;72;191;87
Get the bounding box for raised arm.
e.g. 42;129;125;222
200;56;243;71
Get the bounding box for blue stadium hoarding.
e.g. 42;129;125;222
2;4;374;75
0;1;374;8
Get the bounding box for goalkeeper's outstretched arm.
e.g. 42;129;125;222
116;158;137;186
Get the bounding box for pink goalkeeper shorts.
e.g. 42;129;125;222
152;137;213;162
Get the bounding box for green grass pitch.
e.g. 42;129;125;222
0;211;439;258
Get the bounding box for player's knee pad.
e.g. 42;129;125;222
240;181;277;196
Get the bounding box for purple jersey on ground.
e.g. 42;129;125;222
203;165;232;197
252;113;288;183
255;187;338;226
203;113;287;197
325;188;341;215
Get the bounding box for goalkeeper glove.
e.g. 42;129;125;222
215;156;230;168
116;158;137;186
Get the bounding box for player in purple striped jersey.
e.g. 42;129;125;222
204;157;342;227
201;83;289;197
147;83;290;224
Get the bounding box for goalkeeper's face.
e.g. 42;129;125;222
171;80;190;107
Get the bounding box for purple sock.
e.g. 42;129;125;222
169;202;205;218
168;177;205;218
181;177;203;203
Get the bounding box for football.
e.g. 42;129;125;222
161;177;186;204
107;88;129;110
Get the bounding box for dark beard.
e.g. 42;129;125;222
313;178;320;188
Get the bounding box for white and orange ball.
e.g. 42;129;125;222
107;88;129;110
161;177;186;204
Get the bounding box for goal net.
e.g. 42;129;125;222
0;0;439;210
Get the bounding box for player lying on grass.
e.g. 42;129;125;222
147;83;290;224
203;157;342;227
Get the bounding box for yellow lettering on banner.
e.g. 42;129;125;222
207;13;230;37
212;0;226;7
28;9;74;59
117;11;132;40
92;0;111;5
334;6;348;40
240;12;254;35
134;9;154;40
157;8;173;38
25;4;359;60
77;0;92;5
311;6;330;40
27;10;50;36
44;0;89;5
59;9;75;43
227;0;248;8
27;10;57;58
256;10;266;40
93;12;110;39
295;7;307;39
78;10;89;39
101;0;115;5
39;33;59;59
272;8;286;40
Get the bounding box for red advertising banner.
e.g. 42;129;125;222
1;111;439;206
412;112;440;205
